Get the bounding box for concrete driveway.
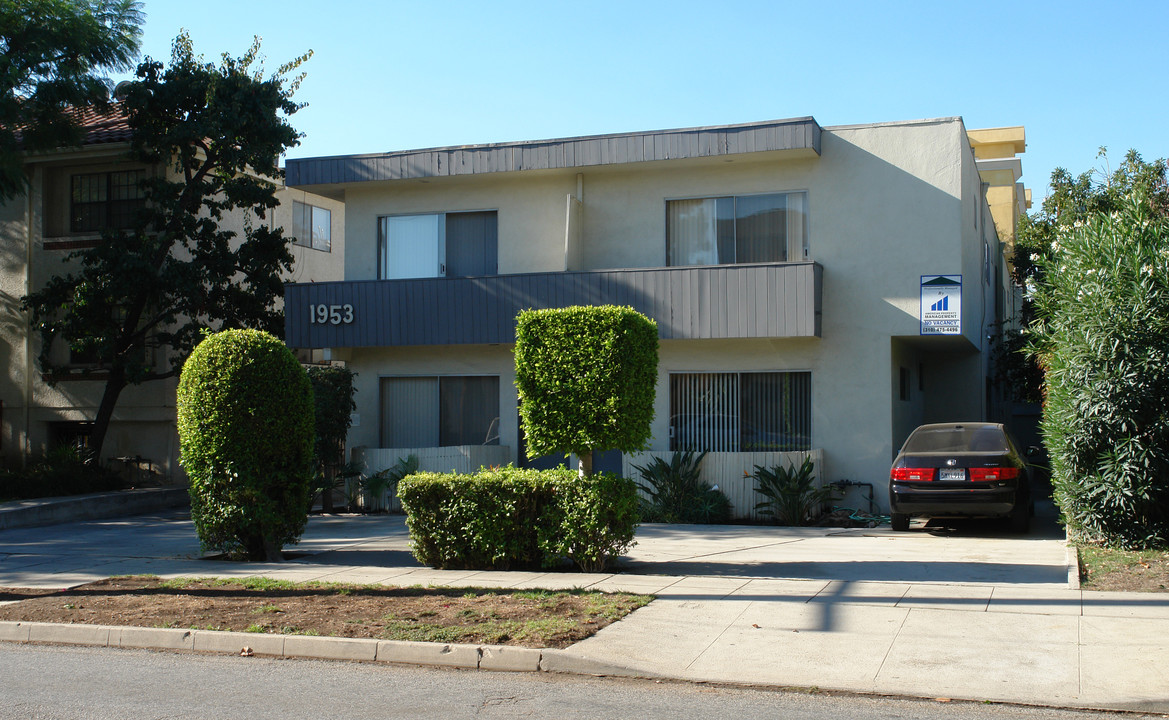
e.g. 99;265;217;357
0;503;1070;589
3;502;1169;711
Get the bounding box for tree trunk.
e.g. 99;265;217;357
263;537;283;563
88;366;127;466
577;451;594;478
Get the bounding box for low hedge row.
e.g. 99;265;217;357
397;466;638;573
0;447;123;501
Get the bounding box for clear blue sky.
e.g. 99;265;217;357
123;0;1168;206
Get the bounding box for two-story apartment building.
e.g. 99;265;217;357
0;106;344;478
283;116;1027;514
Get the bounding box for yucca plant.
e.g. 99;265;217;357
632;450;732;524
363;454;420;512
752;456;837;526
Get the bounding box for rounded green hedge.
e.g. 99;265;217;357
177;329;314;560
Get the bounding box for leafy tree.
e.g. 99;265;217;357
998;150;1169;403
307;365;356;512
1032;191;1169;548
22;32;312;462
514;305;658;477
177;329;314;561
0;0;143;200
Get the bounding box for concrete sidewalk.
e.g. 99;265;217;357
0;508;1166;712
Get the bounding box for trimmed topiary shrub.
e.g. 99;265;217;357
397;466;638;572
1034;194;1169;548
515;305;658;476
177;329;315;560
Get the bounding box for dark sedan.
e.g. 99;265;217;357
889;422;1032;533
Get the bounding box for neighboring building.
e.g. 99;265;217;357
283;116;1026;514
0;106;343;478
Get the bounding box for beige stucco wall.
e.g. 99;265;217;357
342;172;577;280
331;117;1002;510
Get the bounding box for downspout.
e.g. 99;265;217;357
22;168;35;467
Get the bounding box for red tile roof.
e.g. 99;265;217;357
72;103;132;145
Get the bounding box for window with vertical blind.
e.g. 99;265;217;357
669;371;811;452
379;376;500;448
666;192;807;267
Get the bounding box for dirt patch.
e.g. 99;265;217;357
0;576;652;648
1079;546;1169;592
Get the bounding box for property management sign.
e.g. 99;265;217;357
920;275;962;335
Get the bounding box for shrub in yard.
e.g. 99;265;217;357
398;467;553;569
515;305;658;476
633;451;732;524
1034;193;1169;548
306;365;357;512
753;456;837;526
538;471;640;572
177;329;315;560
398;466;638;571
0;445;123;500
361;454;419;512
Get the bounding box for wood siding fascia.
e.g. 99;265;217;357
286;263;822;349
285;118;821;187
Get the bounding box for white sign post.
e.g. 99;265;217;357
920;275;962;335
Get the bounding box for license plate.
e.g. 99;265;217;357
939;468;965;481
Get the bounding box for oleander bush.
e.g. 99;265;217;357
1034;193;1169;548
398;466;638;572
177;329;315;560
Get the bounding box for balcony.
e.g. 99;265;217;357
285;262;822;349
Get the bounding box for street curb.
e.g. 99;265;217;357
1066;544;1081;590
0;487;190;530
0;620;646;678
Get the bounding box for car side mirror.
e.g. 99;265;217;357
1026;445;1042;457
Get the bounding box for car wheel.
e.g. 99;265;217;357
891;513;909;532
1009;502;1030;534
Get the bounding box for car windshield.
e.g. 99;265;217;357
902;425;1008;453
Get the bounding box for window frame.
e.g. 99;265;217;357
377;373;501;449
292;200;332;252
69;169;147;234
376;209;498;280
665;190;809;267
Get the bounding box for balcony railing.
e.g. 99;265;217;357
286;262;822;348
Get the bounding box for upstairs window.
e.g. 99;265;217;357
70;170;146;233
378;210;497;279
667;192;807;266
292;200;332;252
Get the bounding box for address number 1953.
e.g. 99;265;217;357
310;303;354;325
